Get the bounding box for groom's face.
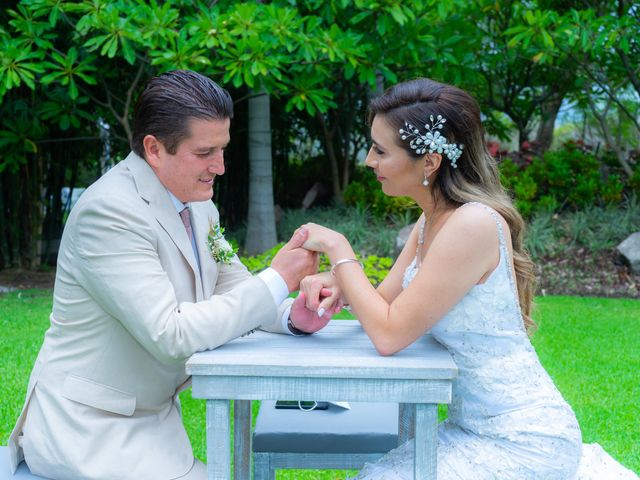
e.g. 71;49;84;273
148;117;231;203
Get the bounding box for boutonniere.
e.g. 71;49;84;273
207;220;236;265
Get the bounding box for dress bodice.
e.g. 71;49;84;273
403;202;581;461
354;203;637;479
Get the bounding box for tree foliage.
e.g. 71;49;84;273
0;0;637;267
504;0;639;172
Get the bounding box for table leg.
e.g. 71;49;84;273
206;399;231;480
233;400;252;479
414;403;438;480
398;403;416;445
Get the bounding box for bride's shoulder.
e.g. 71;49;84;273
438;203;502;247
450;202;499;225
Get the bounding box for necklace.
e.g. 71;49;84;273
415;213;435;268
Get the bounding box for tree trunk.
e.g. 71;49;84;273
317;112;342;200
1;170;20;268
587;95;633;177
534;94;564;153
374;70;385;98
517;123;529;151
13;153;45;269
0;175;6;269
244;89;278;255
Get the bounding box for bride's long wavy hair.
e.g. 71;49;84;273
368;78;536;330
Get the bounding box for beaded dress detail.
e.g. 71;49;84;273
354;203;638;480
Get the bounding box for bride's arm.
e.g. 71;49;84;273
299;217;423;308
301;208;499;355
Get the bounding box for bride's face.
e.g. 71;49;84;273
365;115;424;197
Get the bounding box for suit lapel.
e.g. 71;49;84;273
191;204;219;298
125;152;204;300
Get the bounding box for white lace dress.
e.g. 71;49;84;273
353;203;638;480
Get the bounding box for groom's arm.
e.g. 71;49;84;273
214;229;321;335
212;259;293;335
216;229;332;335
71;195;280;364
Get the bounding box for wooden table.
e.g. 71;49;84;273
186;320;457;479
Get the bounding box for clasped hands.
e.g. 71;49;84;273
270;224;346;334
271;223;344;333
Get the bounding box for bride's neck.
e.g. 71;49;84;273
416;190;442;220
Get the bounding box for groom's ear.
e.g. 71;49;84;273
143;135;163;166
423;153;442;177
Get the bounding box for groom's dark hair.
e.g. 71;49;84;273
131;69;233;158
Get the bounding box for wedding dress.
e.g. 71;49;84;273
353;203;638;480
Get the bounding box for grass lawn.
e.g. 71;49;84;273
1;290;638;478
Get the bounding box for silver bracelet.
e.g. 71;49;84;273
330;258;363;276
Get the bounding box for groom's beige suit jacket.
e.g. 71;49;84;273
8;152;289;479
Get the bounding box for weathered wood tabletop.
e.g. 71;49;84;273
186;319;457;479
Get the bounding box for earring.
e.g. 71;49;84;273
422;173;429;187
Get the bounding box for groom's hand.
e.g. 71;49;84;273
271;228;319;292
289;291;340;334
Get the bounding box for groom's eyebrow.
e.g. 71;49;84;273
194;142;230;153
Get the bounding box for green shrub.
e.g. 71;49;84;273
362;255;393;286
277;204;412;257
499;141;634;216
343;166;421;221
240;243;284;274
524;193;640;258
239;244;393;287
630;167;640;192
524;210;557;258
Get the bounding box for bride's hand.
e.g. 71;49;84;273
298;223;345;254
300;272;344;317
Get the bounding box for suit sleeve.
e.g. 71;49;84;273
71;195;276;365
213;259;291;335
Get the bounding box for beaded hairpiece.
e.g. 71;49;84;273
399;115;463;168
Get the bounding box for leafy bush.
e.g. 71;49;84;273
240;243;284;274
277;203;412;257
500;141;635;217
343;166;421;221
234;195;639;296
236;204;405;284
524;193;640;258
239;244;393;287
227;202;414;260
361;255;394;286
524;210;557;259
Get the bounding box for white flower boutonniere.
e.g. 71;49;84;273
207;220;236;265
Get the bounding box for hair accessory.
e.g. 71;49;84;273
422;173;429;187
399;115;463;168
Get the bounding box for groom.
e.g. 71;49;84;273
8;70;330;480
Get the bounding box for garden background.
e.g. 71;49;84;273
1;0;638;477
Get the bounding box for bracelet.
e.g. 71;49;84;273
330;258;363;276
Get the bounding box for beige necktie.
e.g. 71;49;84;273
179;207;201;278
179;207;194;244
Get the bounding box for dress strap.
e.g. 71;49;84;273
461;203;523;326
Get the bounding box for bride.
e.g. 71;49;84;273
297;78;638;479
